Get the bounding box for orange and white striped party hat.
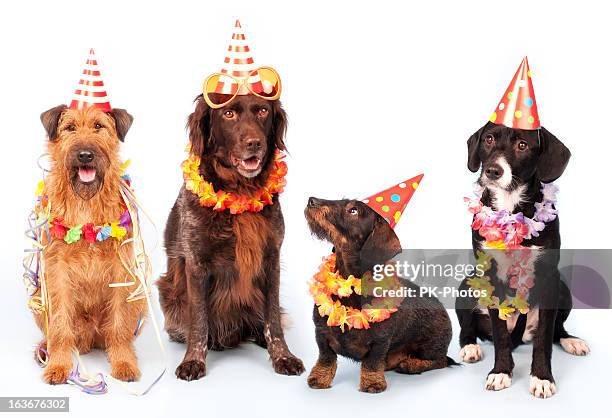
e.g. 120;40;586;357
214;20;265;95
362;174;424;229
489;57;540;130
69;48;111;112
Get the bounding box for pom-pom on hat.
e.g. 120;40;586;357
69;48;111;112
489;57;540;130
362;174;424;229
214;20;266;96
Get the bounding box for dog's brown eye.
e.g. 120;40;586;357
94;123;102;130
517;141;528;151
66;124;76;132
258;108;268;117
348;208;358;216
484;134;494;145
223;110;235;119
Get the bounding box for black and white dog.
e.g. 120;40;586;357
455;121;589;398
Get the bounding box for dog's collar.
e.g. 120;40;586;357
35;175;133;244
309;253;399;332
464;182;558;249
182;149;287;214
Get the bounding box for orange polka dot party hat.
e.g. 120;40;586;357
489;56;540;130
361;174;424;229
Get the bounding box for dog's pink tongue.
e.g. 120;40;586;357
240;158;260;170
78;168;96;182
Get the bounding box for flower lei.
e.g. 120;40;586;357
23;159;165;395
181;149;288;214
464;182;559;319
35;173;133;245
309;253;400;332
464;182;558;250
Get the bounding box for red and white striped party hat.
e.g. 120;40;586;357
362;174;424;229
69;48;111;112
489;57;540;130
214;20;265;95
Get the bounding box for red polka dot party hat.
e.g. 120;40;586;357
489;57;540;130
362;174;424;229
69;48;112;112
214;19;266;96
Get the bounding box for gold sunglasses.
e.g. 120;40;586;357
202;66;282;109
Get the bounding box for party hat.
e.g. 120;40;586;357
489;57;540;130
214;20;266;95
362;174;424;229
69;48;111;112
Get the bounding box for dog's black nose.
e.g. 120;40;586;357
78;150;94;164
485;163;503;180
308;197;322;208
244;138;262;150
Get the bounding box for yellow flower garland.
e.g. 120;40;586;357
309;254;399;332
471;251;530;320
182;149;288;214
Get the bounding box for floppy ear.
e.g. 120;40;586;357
40;105;67;141
536;126;571;183
187;95;212;156
108;108;133;142
359;217;402;268
271;100;287;151
467;122;489;172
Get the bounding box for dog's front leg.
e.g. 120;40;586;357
43;271;76;384
263;251;304;376
307;331;337;389
360;339;390;393
103;288;143;382
485;308;514;391
175;260;209;381
529;308;557;398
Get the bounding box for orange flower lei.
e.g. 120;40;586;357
182;149;288;214
309;253;399;332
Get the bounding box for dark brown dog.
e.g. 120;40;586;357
158;94;304;381
305;197;454;393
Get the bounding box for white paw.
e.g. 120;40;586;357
560;338;590;356
530;376;557;398
459;344;483;363
485;373;512;391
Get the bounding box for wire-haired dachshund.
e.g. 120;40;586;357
305;197;455;393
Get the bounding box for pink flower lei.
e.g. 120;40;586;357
464;182;559;317
464;182;559;249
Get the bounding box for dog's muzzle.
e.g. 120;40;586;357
484;163;503;181
307;197;323;208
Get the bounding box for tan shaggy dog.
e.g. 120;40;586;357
35;104;146;384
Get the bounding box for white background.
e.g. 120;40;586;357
1;0;611;416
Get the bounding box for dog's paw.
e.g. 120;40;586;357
560;338;590;356
175;359;206;381
307;363;336;389
459;344;483;363
530;376;557;398
359;370;387;393
43;363;72;385
485;373;512;391
111;361;141;382
359;377;387;393
273;355;305;376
